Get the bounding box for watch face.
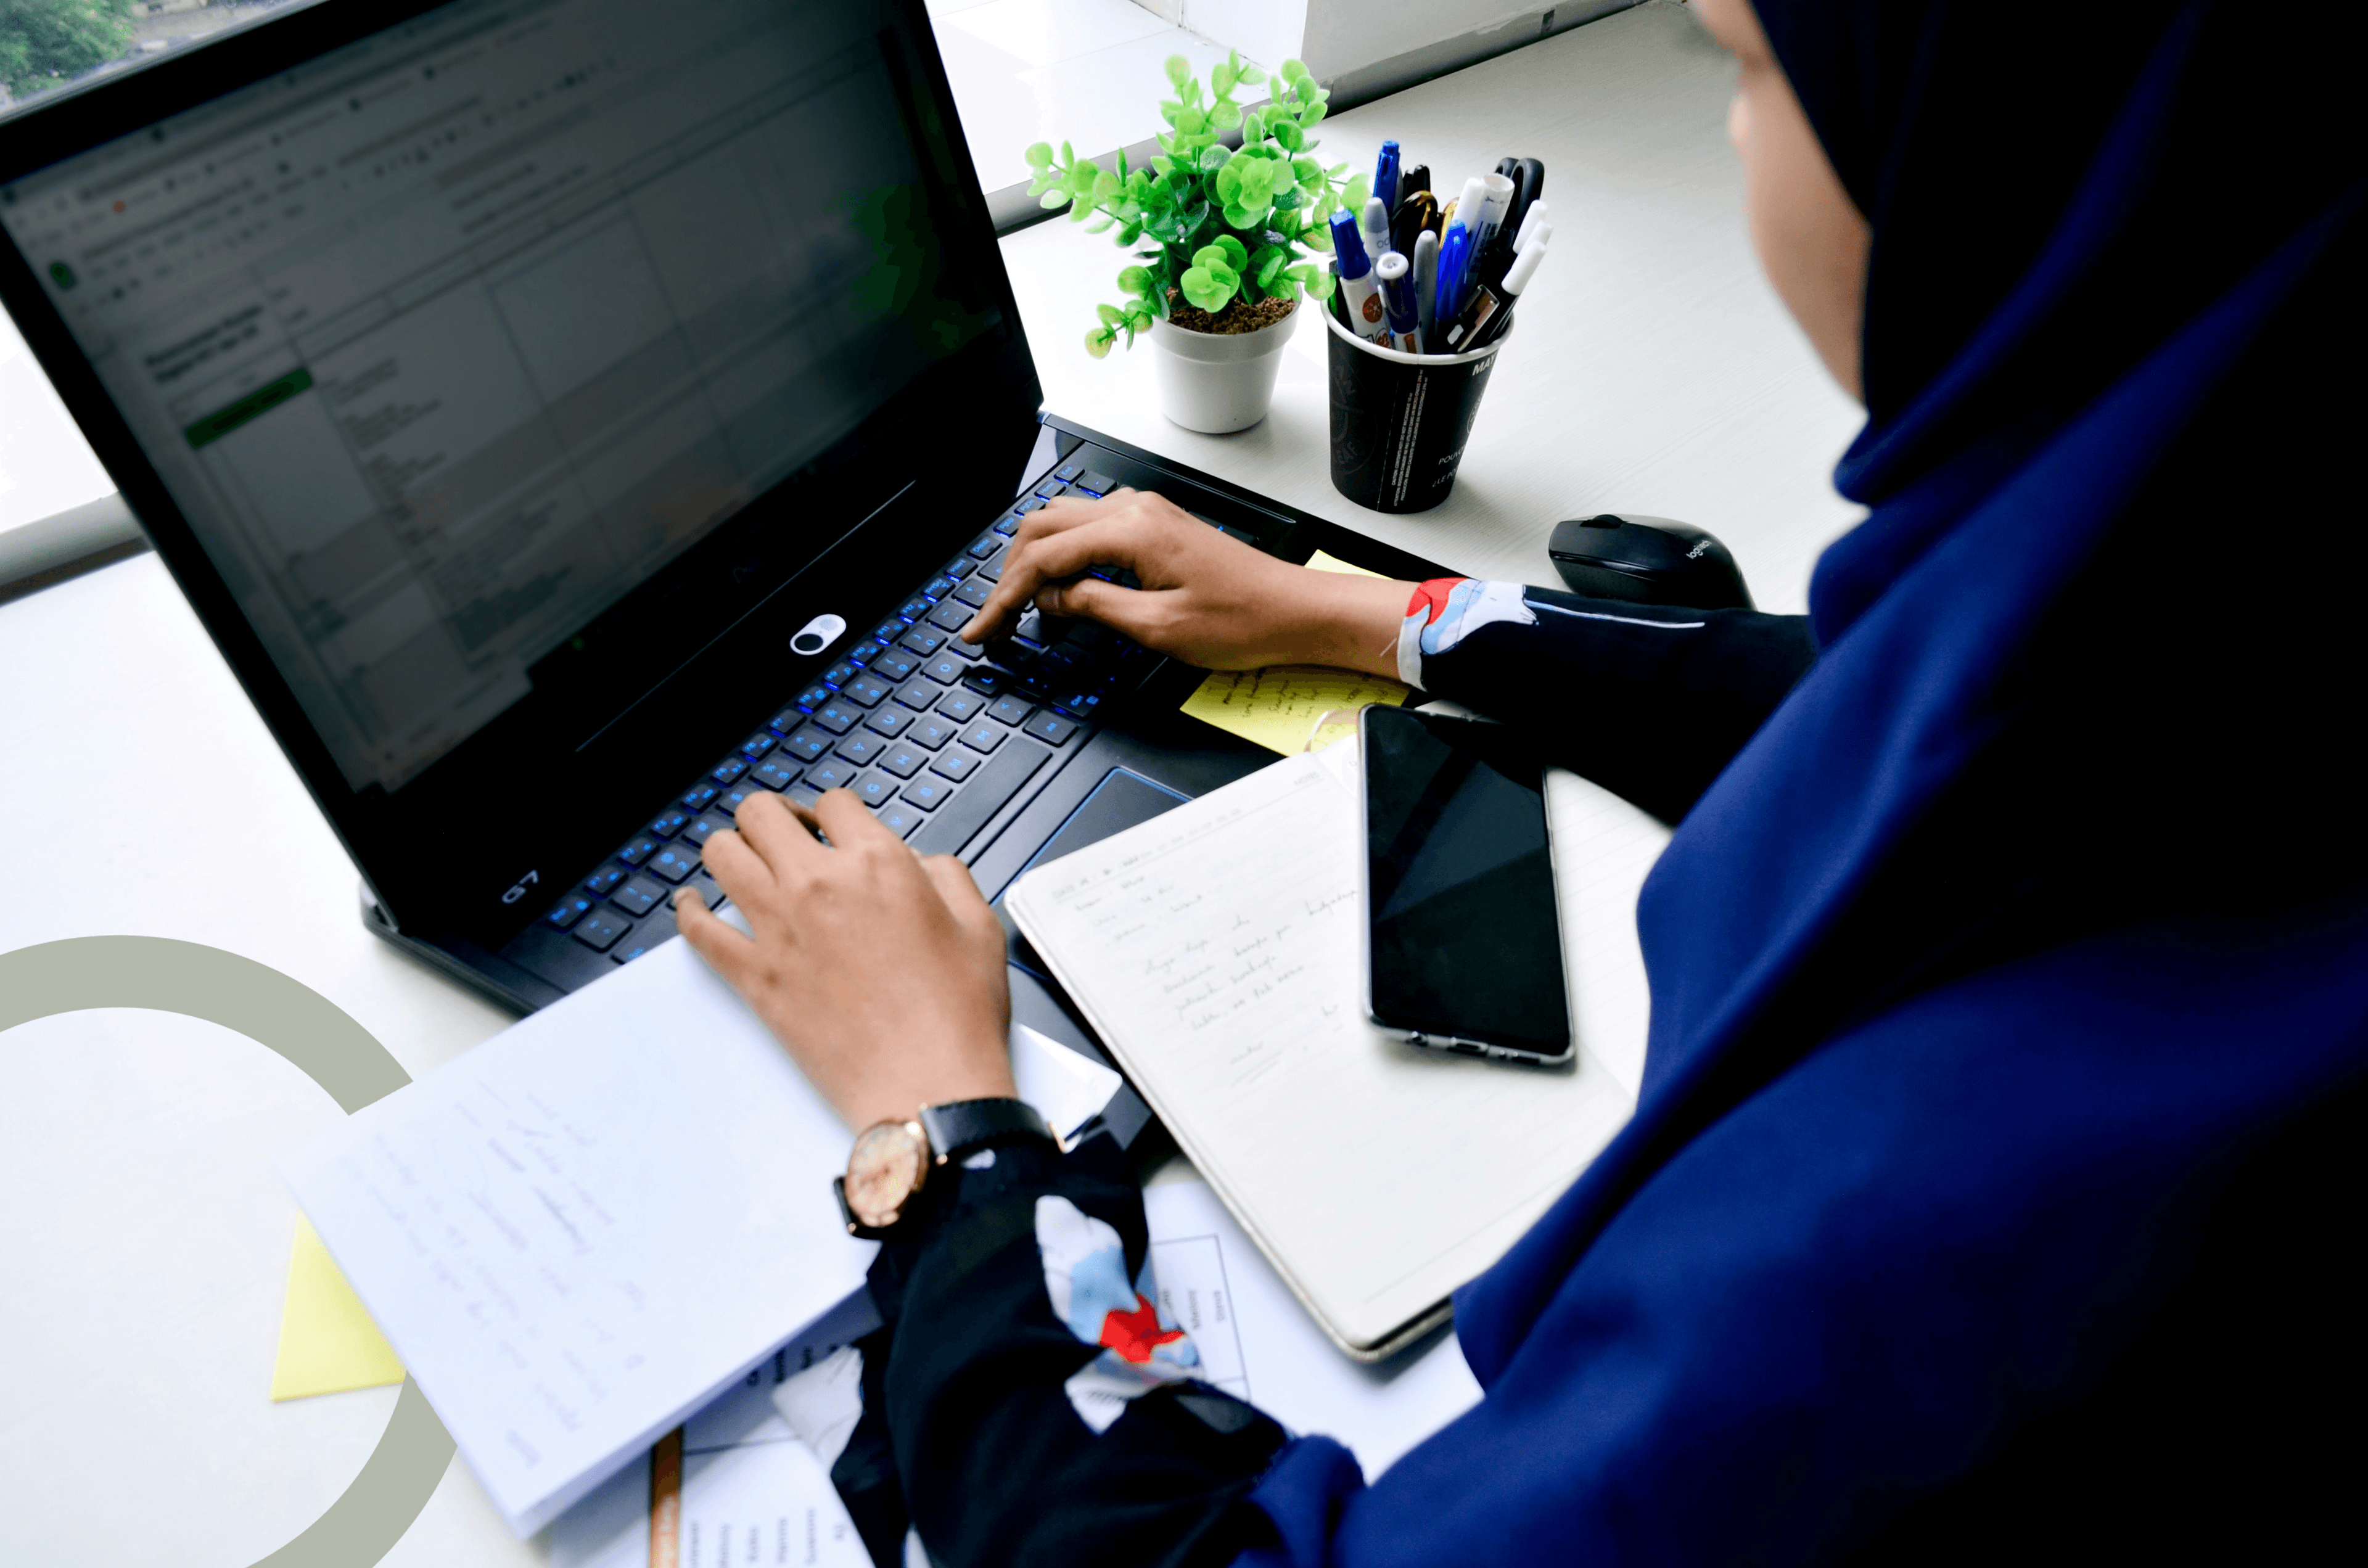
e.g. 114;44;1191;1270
845;1120;927;1229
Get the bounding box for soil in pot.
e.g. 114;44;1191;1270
1164;292;1298;334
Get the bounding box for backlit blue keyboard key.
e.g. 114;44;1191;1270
584;864;629;895
544;894;593;930
618;835;660;866
752;755;802;790
709;756;749;785
648;844;700;884
794;684;831;712
610;877;664;917
852;773;895;807
738;731;776;760
807;758;858;792
779;727;832;761
810;702;861;734
646;808;693;839
823;660;859;687
931;749;981;783
574;908;630;951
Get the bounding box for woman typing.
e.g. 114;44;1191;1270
674;0;2367;1561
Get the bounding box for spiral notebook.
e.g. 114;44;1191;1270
1005;740;1665;1358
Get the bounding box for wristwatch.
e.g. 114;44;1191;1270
833;1098;1056;1238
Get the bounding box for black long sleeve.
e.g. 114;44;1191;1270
829;1135;1286;1568
1408;583;1817;824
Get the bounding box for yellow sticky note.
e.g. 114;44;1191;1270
1305;550;1385;579
271;1213;405;1401
1181;665;1410;756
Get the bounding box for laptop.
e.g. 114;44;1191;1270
0;0;1445;1084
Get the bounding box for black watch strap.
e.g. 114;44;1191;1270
918;1098;1056;1165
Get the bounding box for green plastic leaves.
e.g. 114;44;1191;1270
1180;237;1246;313
1037;48;1357;351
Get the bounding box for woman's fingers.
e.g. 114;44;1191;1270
810;786;897;853
730;789;826;879
1031;575;1164;643
672;885;756;986
961;514;1149;642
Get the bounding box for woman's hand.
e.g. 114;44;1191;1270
673;790;1015;1132
960;487;1409;676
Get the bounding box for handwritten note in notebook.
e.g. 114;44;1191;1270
276;929;881;1538
1006;744;1645;1355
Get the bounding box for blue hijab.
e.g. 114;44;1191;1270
1249;3;2368;1560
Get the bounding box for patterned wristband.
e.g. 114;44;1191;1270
1397;577;1540;689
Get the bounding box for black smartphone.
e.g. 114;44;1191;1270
1358;706;1574;1065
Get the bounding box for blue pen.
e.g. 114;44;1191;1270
1330;209;1389;342
1375;139;1401;215
1434;219;1471;325
1376;250;1421;354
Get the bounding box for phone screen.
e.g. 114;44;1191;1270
1360;707;1571;1061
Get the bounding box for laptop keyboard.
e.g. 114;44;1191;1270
527;457;1169;969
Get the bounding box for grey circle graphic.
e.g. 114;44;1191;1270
0;936;457;1568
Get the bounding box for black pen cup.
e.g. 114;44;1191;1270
1324;290;1508;514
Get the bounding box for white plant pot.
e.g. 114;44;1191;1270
1148;305;1298;434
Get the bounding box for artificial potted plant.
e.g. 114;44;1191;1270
1027;52;1367;434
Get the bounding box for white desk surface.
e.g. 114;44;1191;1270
0;5;1860;1562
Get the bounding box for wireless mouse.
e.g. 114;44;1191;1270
1547;514;1755;610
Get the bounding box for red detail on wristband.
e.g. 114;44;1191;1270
1100;1293;1189;1363
1407;577;1468;627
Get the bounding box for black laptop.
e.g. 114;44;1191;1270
0;0;1443;1077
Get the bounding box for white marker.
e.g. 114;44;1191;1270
1475;173;1516;253
1513;200;1552;255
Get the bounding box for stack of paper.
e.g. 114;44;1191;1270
276;921;1121;1537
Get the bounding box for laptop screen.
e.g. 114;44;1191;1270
2;0;995;793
